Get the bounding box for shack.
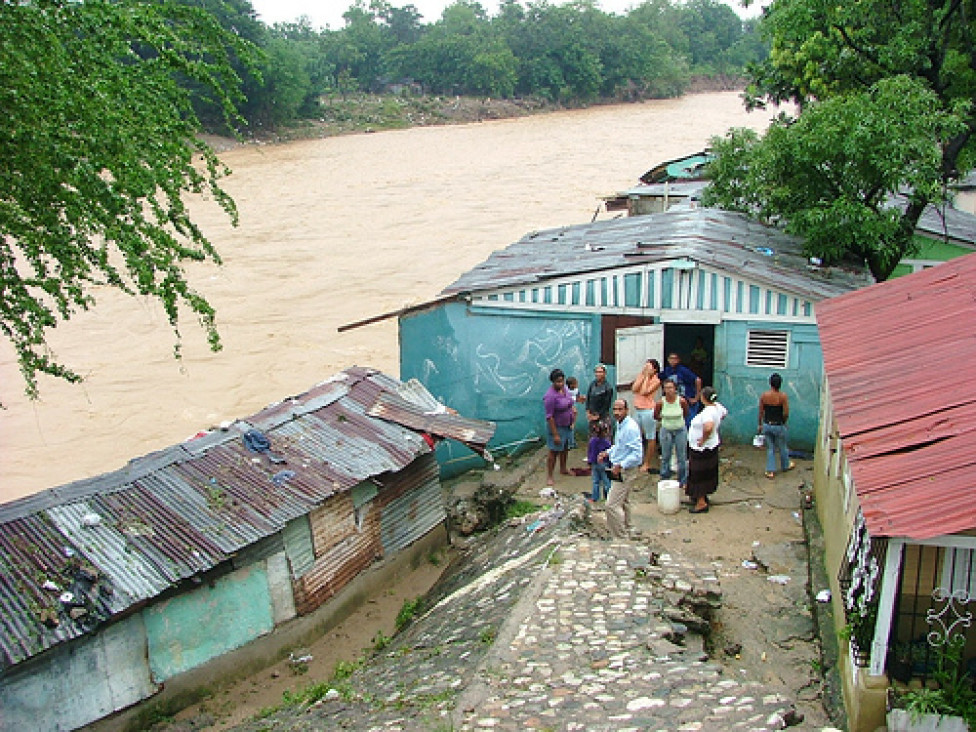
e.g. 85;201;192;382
814;253;976;732
393;207;869;467
0;367;494;731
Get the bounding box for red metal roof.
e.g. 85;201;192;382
816;253;976;539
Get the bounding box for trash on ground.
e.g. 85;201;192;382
768;575;791;585
816;589;832;603
742;560;759;570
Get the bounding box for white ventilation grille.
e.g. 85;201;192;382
746;329;789;368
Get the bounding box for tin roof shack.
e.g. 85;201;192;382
396;207;869;465
0;367;494;732
813;254;976;732
603;152;712;216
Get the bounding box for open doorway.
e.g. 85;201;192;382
663;324;715;389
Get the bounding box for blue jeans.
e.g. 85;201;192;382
763;423;790;472
591;462;611;501
658;426;688;485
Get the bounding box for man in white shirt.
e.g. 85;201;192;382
599;399;643;539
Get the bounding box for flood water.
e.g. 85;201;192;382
0;91;781;502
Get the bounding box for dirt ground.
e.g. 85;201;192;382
158;441;836;731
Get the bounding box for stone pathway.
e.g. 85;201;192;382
229;506;821;731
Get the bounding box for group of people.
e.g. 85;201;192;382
543;353;794;538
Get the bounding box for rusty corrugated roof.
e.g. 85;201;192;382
816;253;976;540
441;207;870;301
0;366;495;670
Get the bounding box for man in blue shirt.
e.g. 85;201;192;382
663;351;702;425
599;399;643;539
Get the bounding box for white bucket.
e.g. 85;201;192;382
657;479;681;515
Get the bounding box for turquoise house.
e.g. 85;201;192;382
398;207;871;475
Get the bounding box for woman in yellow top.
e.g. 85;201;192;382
630;358;661;473
654;378;689;488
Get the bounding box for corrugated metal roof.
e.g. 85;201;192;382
441;207;870;301
816;253;976;540
0;366;495;670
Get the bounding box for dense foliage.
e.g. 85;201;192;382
0;0;255;396
702;0;975;281
206;0;765;130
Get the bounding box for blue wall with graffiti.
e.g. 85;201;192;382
400;303;823;476
400;302;605;475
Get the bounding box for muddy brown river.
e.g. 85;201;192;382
0;92;782;501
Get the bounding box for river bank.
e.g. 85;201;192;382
222;77;747;147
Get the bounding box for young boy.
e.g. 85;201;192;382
565;376;580;449
587;419;612;502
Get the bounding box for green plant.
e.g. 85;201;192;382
505;500;540;519
479;627;496;645
893;637;976;726
332;658;360;681
281;681;331;707
841;602;878;660
372;630;390;651
396;597;423;631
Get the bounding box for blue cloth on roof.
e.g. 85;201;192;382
243;429;271;452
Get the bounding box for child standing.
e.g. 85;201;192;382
565;376;580;450
587;419;612;502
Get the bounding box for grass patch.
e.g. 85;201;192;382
372;630;391;651
396;597;424;631
281;680;332;707
332;658;361;681
505;499;540;519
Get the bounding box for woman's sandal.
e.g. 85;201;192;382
764;471;775;479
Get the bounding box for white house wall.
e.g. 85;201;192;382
0;614;156;732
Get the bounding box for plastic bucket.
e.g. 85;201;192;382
657;479;681;515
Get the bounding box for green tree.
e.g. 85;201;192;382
0;0;254;396
705;77;965;279
254;37;314;127
705;0;976;281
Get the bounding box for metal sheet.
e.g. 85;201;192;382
817;253;976;539
0;367;495;672
440;208;870;301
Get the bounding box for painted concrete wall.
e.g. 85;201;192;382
144;563;274;682
812;397;887;732
401;302;602;472
402;303;823;461
0;614;156;732
267;551;297;625
891;235;974;278
715;320;823;451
